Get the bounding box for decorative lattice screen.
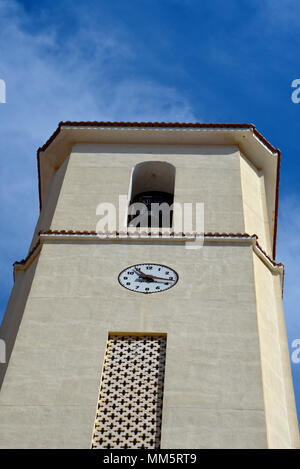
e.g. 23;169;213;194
92;334;167;449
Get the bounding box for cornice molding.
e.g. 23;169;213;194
36;121;281;260
13;231;284;292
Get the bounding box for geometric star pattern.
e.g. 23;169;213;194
91;334;167;449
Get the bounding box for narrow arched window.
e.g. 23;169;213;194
128;161;175;228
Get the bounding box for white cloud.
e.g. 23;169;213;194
0;0;196;321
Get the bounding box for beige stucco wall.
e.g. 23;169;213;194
240;153;272;255
29;157;70;251
1;141;298;449
0;240;267;448
49;144;245;234
253;254;300;448
0;258;38;389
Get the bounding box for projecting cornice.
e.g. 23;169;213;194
13;231;284;293
36;121;281;259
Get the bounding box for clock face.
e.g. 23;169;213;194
118;263;178;294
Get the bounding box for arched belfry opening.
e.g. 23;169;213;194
127;161;176;228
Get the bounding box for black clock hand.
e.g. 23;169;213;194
134;268;154;282
136;268;175;282
134;267;144;277
149;279;172;284
145;274;175;282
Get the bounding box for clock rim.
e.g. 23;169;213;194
118;262;179;294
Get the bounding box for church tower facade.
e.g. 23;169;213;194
0;122;299;449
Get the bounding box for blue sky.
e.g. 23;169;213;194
1;0;300;422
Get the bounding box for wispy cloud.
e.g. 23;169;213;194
0;0;300;423
0;0;196;321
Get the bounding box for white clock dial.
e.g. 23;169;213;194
118;263;178;294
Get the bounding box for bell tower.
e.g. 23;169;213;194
0;121;299;449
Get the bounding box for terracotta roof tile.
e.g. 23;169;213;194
37;121;279;155
36;121;281;259
13;231;281;271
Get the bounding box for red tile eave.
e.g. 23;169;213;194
13;231;284;269
13;231;284;294
37;121;279;155
272;149;281;260
40;230;258;238
13;239;40;267
36;121;281;260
